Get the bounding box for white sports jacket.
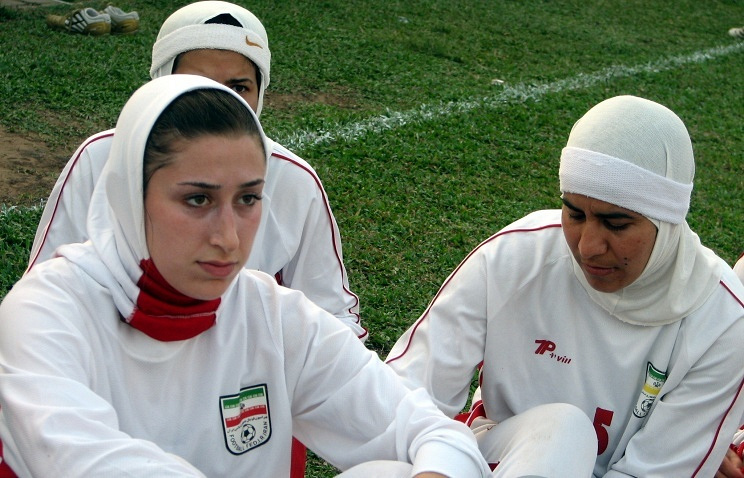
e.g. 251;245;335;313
388;209;744;477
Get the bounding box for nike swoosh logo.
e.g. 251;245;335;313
246;37;262;48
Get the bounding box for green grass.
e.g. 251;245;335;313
0;205;41;293
0;1;743;475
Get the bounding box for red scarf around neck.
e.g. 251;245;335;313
126;259;221;341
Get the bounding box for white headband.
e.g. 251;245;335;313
150;24;271;116
559;146;692;224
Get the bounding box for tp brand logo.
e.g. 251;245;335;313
534;339;556;355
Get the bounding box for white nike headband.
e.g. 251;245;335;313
150;2;271;116
560;146;693;224
559;95;694;224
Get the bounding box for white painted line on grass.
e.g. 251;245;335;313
4;43;742;213
279;43;744;152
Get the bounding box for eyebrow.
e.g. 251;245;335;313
561;197;636;220
177;179;265;190
226;77;255;85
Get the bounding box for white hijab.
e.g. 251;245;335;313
559;95;723;326
57;75;270;334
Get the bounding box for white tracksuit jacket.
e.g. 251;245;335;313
0;261;488;477
387;209;744;477
0;75;489;478
26;130;366;340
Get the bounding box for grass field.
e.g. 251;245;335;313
0;1;742;475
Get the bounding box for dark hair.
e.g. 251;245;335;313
143;88;264;192
205;13;243;28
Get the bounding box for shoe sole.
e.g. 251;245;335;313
46;18;111;36
111;19;139;34
81;22;111;36
46;11;111;36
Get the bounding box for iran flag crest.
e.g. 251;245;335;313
220;384;272;454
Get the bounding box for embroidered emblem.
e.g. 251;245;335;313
220;384;272;454
245;36;263;48
633;362;667;418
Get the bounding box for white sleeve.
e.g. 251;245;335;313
27;131;113;272
279;291;490;478
0;273;205;477
385;246;489;418
264;147;365;340
604;318;744;477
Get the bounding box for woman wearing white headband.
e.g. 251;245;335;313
27;1;366;340
0;75;491;478
386;95;744;476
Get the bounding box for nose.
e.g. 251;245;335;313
577;221;608;259
210;205;240;252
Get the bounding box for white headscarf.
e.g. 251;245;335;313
57;75;270;340
150;1;271;116
559;95;723;326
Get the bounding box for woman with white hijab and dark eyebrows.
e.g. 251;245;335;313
28;1;367;342
386;95;744;476
0;75;491;478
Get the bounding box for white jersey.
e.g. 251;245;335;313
27;130;366;339
0;259;487;477
387;209;744;477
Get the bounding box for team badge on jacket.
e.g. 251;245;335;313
633;362;667;418
220;384;272;454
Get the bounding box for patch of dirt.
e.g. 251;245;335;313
0;125;66;206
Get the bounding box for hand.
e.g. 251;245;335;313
715;448;744;478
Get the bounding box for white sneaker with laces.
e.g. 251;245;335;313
103;5;140;34
46;8;111;36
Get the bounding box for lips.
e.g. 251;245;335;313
198;261;238;278
583;263;615;277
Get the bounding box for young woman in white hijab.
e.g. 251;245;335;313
27;1;366;341
0;75;491;478
26;6;365;473
386;95;744;477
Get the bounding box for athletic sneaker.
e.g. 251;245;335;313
729;27;744;39
46;8;111;36
103;5;140;34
